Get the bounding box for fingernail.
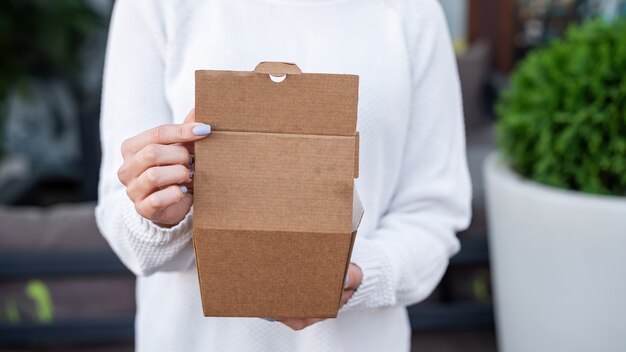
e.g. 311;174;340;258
189;170;195;180
263;318;276;322
181;185;188;194
344;276;350;287
189;154;195;166
192;124;211;136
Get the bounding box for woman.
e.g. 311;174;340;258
96;0;471;351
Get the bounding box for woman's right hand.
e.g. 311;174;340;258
117;109;211;227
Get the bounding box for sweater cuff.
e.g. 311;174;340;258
121;197;193;245
340;238;395;312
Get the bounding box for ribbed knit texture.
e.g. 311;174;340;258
95;0;472;351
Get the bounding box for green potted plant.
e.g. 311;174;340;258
484;18;626;352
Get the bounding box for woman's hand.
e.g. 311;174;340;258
117;109;211;227
277;263;363;331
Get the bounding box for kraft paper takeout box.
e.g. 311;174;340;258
192;61;363;318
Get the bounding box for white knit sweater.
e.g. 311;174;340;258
96;0;471;351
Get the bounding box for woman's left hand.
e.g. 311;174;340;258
277;263;363;331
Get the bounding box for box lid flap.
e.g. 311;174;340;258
195;62;359;136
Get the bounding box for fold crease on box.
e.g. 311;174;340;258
193;62;362;318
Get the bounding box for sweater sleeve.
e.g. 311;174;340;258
95;0;195;276
342;0;472;311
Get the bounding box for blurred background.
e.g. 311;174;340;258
1;1;625;351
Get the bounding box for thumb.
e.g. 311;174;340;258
182;108;198;154
184;108;196;124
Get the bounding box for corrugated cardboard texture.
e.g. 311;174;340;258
193;62;360;318
193;229;354;318
194;132;355;234
195;69;358;136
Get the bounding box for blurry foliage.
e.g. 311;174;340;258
26;279;54;324
496;17;626;196
471;269;491;305
3;280;54;325
0;0;102;157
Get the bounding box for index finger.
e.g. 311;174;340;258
122;120;211;156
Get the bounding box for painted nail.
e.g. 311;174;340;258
192;124;211;136
344;275;350;287
189;154;195;166
181;185;188;194
263;318;276;322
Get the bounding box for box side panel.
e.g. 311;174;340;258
354;132;360;178
191;232;210;316
193;229;353;318
337;229;359;312
195;71;358;136
194;131;357;234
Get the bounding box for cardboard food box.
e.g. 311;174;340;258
192;62;363;319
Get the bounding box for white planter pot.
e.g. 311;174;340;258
484;153;626;352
